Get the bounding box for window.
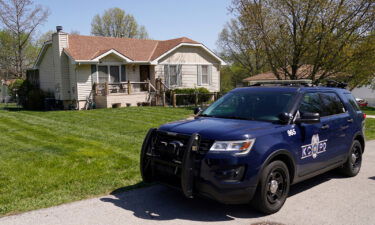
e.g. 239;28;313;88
201;65;209;84
320;92;346;116
345;93;360;111
164;65;181;87
169;65;178;86
299;92;323;115
202;90;297;122
98;66;108;83
95;65;126;83
198;65;211;85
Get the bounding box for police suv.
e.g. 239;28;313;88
140;81;366;214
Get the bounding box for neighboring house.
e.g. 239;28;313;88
351;80;375;107
31;26;226;109
0;79;13;103
242;65;326;85
243;67;375;107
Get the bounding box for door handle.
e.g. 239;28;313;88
321;124;330;130
347;118;354;123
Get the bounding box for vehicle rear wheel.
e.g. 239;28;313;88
340;140;362;177
251;160;290;214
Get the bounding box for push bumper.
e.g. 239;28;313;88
140;128;258;204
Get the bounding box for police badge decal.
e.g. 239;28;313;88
301;134;327;159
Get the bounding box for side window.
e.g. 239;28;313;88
320;92;346;116
299;92;323;115
345;93;360;111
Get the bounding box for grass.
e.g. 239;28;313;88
365;118;375;140
0;105;192;216
0;104;374;216
361;106;375;115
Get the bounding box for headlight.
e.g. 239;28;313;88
209;139;255;154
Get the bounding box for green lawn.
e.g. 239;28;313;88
361;106;375;115
0;105;374;216
365;118;375;140
0;106;192;216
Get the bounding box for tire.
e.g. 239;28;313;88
340;140;362;177
251;160;290;214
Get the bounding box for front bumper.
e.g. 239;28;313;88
140;129;258;204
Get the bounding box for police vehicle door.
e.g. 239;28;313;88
319;92;350;163
296;92;331;176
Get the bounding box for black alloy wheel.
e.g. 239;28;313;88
252;160;290;214
340;140;362;177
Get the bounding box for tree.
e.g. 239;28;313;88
91;8;148;39
226;0;374;83
35;30;53;49
0;0;49;78
217;18;268;76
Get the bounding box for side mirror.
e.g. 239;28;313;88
296;112;320;124
194;107;202;115
278;112;293;124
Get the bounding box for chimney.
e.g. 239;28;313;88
56;26;63;32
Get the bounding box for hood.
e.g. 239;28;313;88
158;117;279;140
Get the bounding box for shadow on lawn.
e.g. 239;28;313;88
101;170;343;222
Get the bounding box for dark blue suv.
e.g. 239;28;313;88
140;86;366;214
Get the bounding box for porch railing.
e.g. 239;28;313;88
94;80;156;96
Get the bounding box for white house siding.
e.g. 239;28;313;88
351;82;375;107
38;45;55;93
68;61;78;101
156;46;221;92
76;65;92;101
60;53;71;100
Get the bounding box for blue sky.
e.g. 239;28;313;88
33;0;233;51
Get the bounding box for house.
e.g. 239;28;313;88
31;26;226;109
243;66;375;107
0;79;14;103
351;80;375;107
242;65;325;85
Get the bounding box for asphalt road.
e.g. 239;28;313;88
1;140;375;225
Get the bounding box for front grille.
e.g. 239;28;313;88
153;131;213;162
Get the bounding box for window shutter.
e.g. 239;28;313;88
208;65;212;85
177;64;182;86
91;65;97;83
197;65;202;86
121;65;126;82
164;65;170;87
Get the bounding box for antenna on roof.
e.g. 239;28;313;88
325;80;348;89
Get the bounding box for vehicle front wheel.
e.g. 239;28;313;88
340;140;362;177
251;160;290;214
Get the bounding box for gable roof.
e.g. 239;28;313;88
65;35;208;62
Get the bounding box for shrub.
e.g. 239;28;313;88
16;80;51;110
168;87;213;105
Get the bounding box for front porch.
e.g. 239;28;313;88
93;81;159;108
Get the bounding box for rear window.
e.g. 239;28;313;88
345;93;361;111
319;92;346;116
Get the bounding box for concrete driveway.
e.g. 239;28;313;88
1;140;375;225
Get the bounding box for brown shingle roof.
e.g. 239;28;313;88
65;35;200;61
243;65;325;82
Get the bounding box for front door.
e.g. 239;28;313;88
140;65;150;91
296;92;331;176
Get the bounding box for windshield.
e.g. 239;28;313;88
201;90;297;122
